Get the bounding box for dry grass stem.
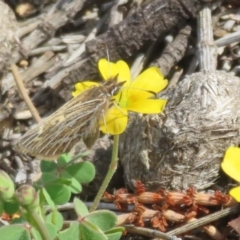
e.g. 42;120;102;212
11;64;41;123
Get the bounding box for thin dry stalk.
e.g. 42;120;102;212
11;64;41;123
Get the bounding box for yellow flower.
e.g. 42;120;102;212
221;146;240;201
72;59;168;135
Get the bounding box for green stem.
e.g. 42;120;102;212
90;134;120;212
30;210;52;240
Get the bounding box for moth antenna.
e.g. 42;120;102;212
103;43;113;80
105;44;110;63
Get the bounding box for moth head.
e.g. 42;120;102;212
104;75;126;97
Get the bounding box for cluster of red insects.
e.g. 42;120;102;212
103;181;236;238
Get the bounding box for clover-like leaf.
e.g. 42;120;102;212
65;162;95;183
73;198;89;217
0;170;15;201
46;211;64;232
40;161;58;173
69;177;82;194
45;222;58;239
57;153;72;167
85;210;117;231
0;225;31;240
40;172;58;185
45;184;71;205
58;222;80;240
61;172;82;194
79;219;107;240
31;227;42;240
32;223;57;240
104;227;124;240
4;201;19;215
41;188;56;210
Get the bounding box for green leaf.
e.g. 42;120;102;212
10;217;26;225
0;170;15;201
65;162;95;183
40;161;58;173
41;188;55;210
57;153;72;167
32;223;57;240
70;178;82;194
41;173;71;186
61;171;82;194
31;227;42;240
58;222;80;240
105;227;124;240
85;210;117;231
68;177;82;194
73;198;89;217
46;211;64;232
4;201;19;215
40;172;58;185
45;184;71;205
55;178;72;185
0;225;31;240
45;222;58;239
79;219;107;240
0;200;4;215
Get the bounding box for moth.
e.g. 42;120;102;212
14;77;124;159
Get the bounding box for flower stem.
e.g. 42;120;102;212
90;134;120;212
30;210;52;240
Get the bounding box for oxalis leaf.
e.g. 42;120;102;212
32;223;57;240
57;153;72;167
40;161;58;173
79;219;107;240
45;184;71;205
105;227;124;240
61;172;82;194
41;188;55;210
58;222;79;240
85;210;117;231
64;161;95;183
0;225;31;240
4;201;19;215
73;198;89;217
46;210;64;232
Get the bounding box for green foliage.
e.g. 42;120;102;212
0;225;31;240
37;152;95;205
74;198;123;240
4;201;19;215
0;170;15;201
0;153;123;240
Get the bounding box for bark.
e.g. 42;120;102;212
63;0;202;93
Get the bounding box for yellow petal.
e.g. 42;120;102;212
118;88;154;108
221;147;240;182
72;81;99;97
116;60;131;84
126;99;167;114
129;67;168;96
229;186;240;202
99;105;128;135
98;59;119;80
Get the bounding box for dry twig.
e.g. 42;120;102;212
11;64;41;123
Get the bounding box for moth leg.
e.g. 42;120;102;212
100;109;108;134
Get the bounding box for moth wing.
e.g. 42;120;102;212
14;90;108;159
